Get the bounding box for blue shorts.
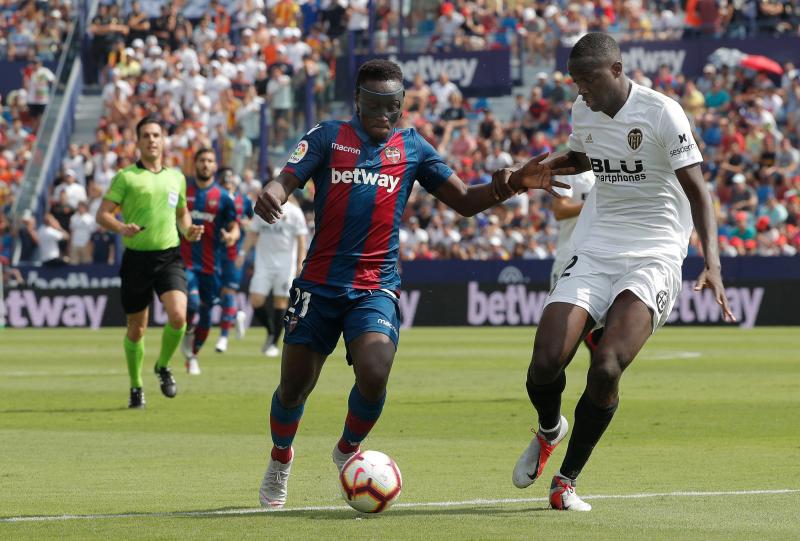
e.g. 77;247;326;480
186;269;221;307
219;257;243;291
282;282;401;357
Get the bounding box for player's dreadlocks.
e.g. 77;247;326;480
569;33;621;66
356;59;404;86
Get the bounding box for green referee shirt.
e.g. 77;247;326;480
104;161;187;251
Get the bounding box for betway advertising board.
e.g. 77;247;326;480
4;259;799;328
337;50;512;98
555;36;800;78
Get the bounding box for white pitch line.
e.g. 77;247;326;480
640;351;701;361
2;489;798;523
1;370;124;377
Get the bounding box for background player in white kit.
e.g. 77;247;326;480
503;33;736;512
236;196;307;356
551;170;604;351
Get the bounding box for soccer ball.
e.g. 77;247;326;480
339;450;402;513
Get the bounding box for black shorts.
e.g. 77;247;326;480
119;247;187;314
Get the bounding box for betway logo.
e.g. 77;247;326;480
331;168;401;193
190;210;216;222
667;281;763;328
5;290;107;329
389;55;479;86
468;282;550;325
622;47;686;75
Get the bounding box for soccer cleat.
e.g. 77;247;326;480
549;475;592;511
154;366;177;398
512;415;569;488
332;443;360;472
185;357;201;375
181;329;195;358
264;344;280;357
215;336;228;353
235;310;247;339
259;453;293;508
128;387;145;409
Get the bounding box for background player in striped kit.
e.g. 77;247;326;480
215;169;254;354
253;59;574;508
179;148;239;375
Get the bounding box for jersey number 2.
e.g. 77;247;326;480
560;256;578;279
288;288;311;317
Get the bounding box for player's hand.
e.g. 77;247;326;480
694;267;736;322
119;223;143;237
183;224;204;242
235;254;245;269
512;153;573;197
491;168;516;201
255;189;283;224
221;228;237;247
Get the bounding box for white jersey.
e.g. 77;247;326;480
248;201;308;271
567;82;703;265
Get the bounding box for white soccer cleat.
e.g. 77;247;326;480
549;475;592;511
259;454;293;508
181;329;194;358
512;415;569;488
264;344;280;358
332;444;360;473
185;357;201;375
215;336;228;353
235;310;247;339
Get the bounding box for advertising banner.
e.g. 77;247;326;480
4;258;799;328
555;36;800;78
337;50;512;98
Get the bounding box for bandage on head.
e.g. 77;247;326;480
357;85;405;123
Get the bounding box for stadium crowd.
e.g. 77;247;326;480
2;0;800;270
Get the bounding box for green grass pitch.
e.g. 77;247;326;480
1;326;798;540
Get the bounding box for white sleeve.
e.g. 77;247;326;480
293;207;309;236
657;99;703;171
552;177;574;198
248;215;264;233
567;99;586;154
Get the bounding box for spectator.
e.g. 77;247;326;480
54;170;87;210
25;58;55;129
38;213;68;266
90;224;116;265
69;201;95;264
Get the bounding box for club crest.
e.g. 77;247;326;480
384;146;401;164
628;128;643;151
656;290;668;313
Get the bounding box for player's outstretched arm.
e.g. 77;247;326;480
676;163;736;322
255;172;300;224
492;151;586;200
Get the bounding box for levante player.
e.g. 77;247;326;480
253;59;574;508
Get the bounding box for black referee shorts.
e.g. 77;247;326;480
119;247;187;314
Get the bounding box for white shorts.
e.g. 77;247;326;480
546;250;682;333
249;265;294;298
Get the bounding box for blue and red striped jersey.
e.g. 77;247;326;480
282;116;453;291
180;179;237;274
225;191;254;261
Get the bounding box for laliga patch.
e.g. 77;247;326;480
288;140;309;164
384;146;401;164
168;191;179;208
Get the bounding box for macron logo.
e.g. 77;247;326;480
331;168;401;193
332;142;361;155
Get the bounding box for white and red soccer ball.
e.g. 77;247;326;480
339;450;402;513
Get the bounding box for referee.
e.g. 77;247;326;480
96;116;203;408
